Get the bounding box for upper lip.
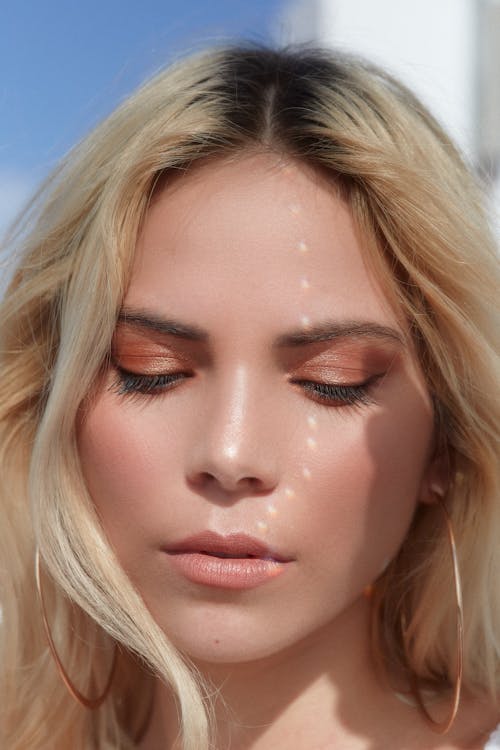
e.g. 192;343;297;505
164;531;292;562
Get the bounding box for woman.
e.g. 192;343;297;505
0;44;499;750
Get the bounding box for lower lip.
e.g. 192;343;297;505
166;552;287;590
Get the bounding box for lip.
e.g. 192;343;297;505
163;531;293;590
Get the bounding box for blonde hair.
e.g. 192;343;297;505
1;44;499;749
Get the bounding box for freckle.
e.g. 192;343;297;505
300;315;311;329
302;467;312;480
284;487;296;499
306;436;317;450
214;639;220;645
257;521;269;534
307;415;317;430
267;504;278;517
300;277;310;291
297;240;309;253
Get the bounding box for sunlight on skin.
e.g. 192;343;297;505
306;436;317;450
249;183;316;559
254;184;315;536
220;364;247;463
288;202;301;216
307;415;318;430
279;163;295;177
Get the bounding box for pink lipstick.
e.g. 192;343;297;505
164;531;292;590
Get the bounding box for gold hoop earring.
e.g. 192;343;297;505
401;497;464;734
35;547;118;709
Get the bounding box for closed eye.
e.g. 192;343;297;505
110;364;383;407
292;375;382;407
111;365;190;397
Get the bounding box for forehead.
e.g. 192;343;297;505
126;152;401;336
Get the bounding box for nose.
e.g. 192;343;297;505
185;365;279;497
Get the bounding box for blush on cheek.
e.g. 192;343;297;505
78;396;167;542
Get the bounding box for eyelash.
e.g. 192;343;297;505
111;366;379;408
112;367;188;397
291;379;376;407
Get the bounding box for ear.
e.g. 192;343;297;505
419;452;450;505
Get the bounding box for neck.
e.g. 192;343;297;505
141;595;400;750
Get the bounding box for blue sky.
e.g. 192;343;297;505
0;0;287;231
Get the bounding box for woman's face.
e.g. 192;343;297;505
78;152;436;664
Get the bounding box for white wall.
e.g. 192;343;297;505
278;0;476;157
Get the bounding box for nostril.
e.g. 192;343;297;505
186;449;279;496
192;471;263;493
246;477;261;489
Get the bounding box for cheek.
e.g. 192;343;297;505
294;400;433;583
77;395;180;546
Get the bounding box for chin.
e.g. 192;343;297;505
152;596;352;668
164;618;299;666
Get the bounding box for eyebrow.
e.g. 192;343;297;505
117;309;208;342
117;308;404;348
273;321;404;348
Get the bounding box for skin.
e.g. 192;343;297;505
78;152;496;749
